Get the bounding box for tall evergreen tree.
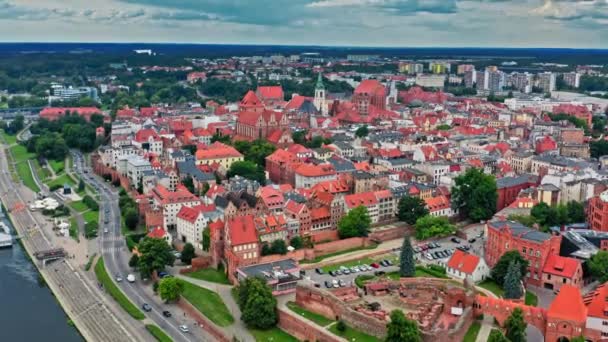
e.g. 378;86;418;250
504;308;527;342
504;261;523;299
400;236;415;277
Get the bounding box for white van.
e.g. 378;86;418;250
126;274;135;283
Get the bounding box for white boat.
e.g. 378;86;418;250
0;221;12;248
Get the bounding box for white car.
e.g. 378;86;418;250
179;325;189;333
115;275;123;282
126;274;135;283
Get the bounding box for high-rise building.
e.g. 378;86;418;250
563;72;581;88
429;61;450;74
398;62;424;75
457;64;475;75
487;70;505;93
464;69;477;88
536;72;556;93
508;72;533;93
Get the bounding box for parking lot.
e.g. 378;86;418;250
307;224;487;288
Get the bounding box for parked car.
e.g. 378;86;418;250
468;238;476;243
371;263;380;268
162;311;172;317
339;279;346;287
299;269;306;276
142;303;152;312
374;271;386;276
158;271;168;278
325;281;332;288
335;269;342;276
313;282;321;288
115;275;122;282
384;259;393;266
342;269;350;275
332;280;339;288
328;270;335;277
315;268;324;274
379;260;388;267
413;246;421;253
451;238;460;244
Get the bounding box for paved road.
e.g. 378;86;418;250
0;145;137;342
71;151;212;342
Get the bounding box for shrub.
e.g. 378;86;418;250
336;321;346;332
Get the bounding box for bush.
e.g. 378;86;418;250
336;321;346;332
85;222;98;239
49;183;62;191
82;195;99;211
427;264;446;275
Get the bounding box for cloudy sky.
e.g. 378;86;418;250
0;0;606;48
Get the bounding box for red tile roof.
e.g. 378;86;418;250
585;282;608;319
227;215;258;246
240;90;262;107
542;254;580;279
310;206;331;220
152;184;200;205
446;250;480;275
147;227;166;239
295;164;336;177
344;192;378;209
195;142;242;160
40;107;102;121
135;128;160;143
257;86;284;100
547;285;587;323
354;80;386;96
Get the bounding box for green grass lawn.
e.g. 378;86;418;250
69;200;89;213
286;301;335;326
250;327;299;342
414;266;448;279
301;244;378;264
94;258;145;320
48;159;65;174
478;279;504;297
82;210;99;225
33;159;51;180
45;173;77;189
15;161;39;192
179;280;234;327
145;325;173;342
186;268;230;285
328;322;380;342
69;217;79;242
0;130;17;145
10;144;34;163
525;291;538;306
463;322;481;342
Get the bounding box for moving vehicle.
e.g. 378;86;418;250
142;303;152;312
179;325;189;333
115;275;123;282
162;311;172;317
126;274;135;283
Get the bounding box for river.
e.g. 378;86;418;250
0;217;83;342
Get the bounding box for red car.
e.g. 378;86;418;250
370;263;380;268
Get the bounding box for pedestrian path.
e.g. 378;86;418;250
475;315;494;342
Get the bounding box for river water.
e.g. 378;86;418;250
0;217;82;342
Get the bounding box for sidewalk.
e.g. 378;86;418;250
176;274;255;342
475;315;494;342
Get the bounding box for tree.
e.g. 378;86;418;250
181;243;196;265
504;308;527;342
234;139;276;167
202;228;210;252
491;251;529;286
201;182;210;196
589;250;608;282
261;243;272;256
400;236;415;277
451;168;497;222
570;336;586;342
566;201;586;223
413;215;455;240
124;208;139;230
336;320;346;332
182;175;195;194
158;277;184;303
236;277;277;329
590;140;608;159
530;202;556;227
487;329;509;342
397;195;429;225
137;237;175;279
355;125;369;138
128;254;139;268
270;239;288;255
78;179;85;193
227;161;266;184
385;310;421;342
337;206;371;239
503;261;523;299
290;236;303;250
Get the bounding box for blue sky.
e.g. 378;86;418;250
0;0;606;47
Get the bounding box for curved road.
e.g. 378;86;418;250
71;151;212;342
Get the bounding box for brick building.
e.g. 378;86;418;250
224;215;260;283
496;174;538;211
265;149;299;185
588;191;608;232
541;254;583;292
485;221;561;286
352;80;386;116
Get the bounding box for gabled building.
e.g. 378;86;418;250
541;254;583;292
195;142;243;170
445;249;489;283
176;204;219;250
150;184;201;231
224;215;260;283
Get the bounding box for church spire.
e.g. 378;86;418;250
315;72;325;89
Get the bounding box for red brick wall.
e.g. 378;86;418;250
313;237;367;255
277;309;341;342
369;225;408;242
311;230;340;243
473;295;547;333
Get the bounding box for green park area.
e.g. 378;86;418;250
463;321;481;342
250;327;299;342
15;161;39;192
69;200;89;213
94;258;145;320
185;268;230;285
0;130;17;145
179;280;234;327
82;210;99;225
49;159;65;174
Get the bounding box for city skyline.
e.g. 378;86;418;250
0;0;606;48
